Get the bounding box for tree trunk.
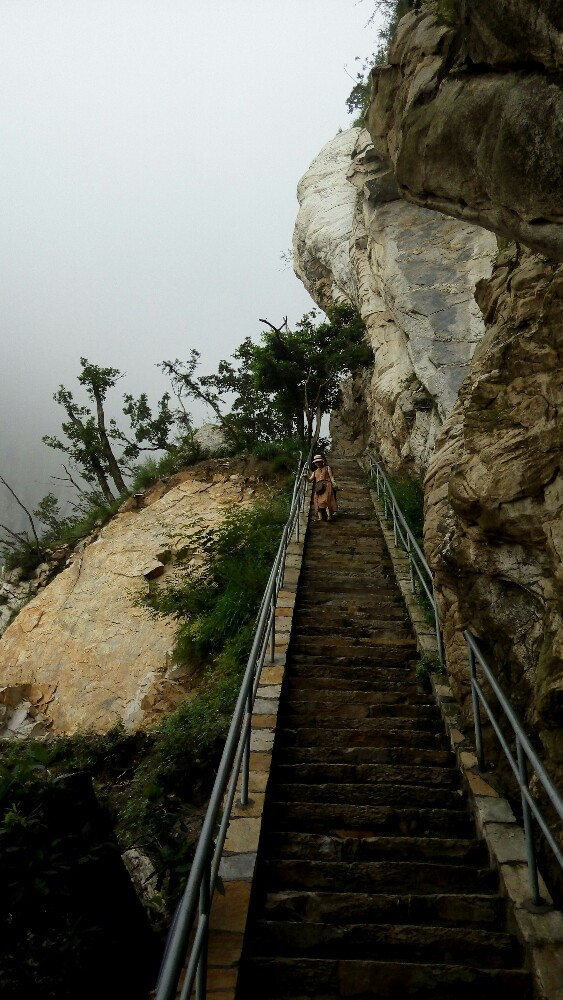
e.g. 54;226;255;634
92;388;128;495
305;407;315;450
64;406;116;505
92;462;117;505
311;406;322;452
294;405;305;444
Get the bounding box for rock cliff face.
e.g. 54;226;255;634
293;1;563;788
368;2;563;261
0;461;269;737
293;127;495;475
425;248;563;781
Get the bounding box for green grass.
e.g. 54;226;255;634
369;471;424;545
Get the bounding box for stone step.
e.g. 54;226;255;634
281;700;440;721
262;890;506;929
277;726;449;751
298;588;405;600
278;745;456;769
287;659;418;678
284;676;423;695
261;859;496;896
280;716;446;736
271;763;460;789
293;611;410;628
267;802;475;839
292;618;411;650
291;639;418;658
273;782;463;811
251;920;522;968
293;614;409;629
263;832;485;866
297;579;397;593
240;957;531;998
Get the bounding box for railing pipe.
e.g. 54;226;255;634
195;861;210;1000
465;632;563;818
367;452;444;668
239;687;252;807
465;629;563;902
155;453;312;1000
368;452;561;908
468;642;485;771
516;739;542;906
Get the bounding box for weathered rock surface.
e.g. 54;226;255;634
0;548;69;637
0;461;270;736
368;2;563;261
424;248;563;786
293;127;495;474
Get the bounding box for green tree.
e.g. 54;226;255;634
43;360;176;501
251;304;372;449
111;391;176;463
162;304;371;452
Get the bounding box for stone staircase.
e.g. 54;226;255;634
235;457;531;999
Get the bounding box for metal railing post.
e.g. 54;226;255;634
270;591;276;661
468;641;485;771
407;536;415;594
195;860;210;1000
516;738;542;906
239;688;252;806
434;599;445;669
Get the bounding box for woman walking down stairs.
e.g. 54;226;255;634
236;458;532;999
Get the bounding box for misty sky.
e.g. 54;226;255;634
0;0;381;533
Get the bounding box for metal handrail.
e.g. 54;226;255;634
366;451;562;907
366;452;444;668
155;445;313;1000
466;630;563;907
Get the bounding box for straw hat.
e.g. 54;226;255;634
312;454;324;464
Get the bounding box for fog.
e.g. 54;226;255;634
0;0;380;536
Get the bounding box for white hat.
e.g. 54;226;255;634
312;454;324;464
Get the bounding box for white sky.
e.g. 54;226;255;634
0;0;381;530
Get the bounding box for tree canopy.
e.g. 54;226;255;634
162;303;371;452
43;360;175;502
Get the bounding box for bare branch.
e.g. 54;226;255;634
0;477;41;549
259;318;287;335
0;522;29;544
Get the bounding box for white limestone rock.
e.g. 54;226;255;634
293;128;496;475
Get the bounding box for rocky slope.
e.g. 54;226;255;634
0;460;270;738
293;127;496;476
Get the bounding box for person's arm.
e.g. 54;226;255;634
307;470;314;482
327;467;336;487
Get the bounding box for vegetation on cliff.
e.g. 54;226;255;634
346;0;419;124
